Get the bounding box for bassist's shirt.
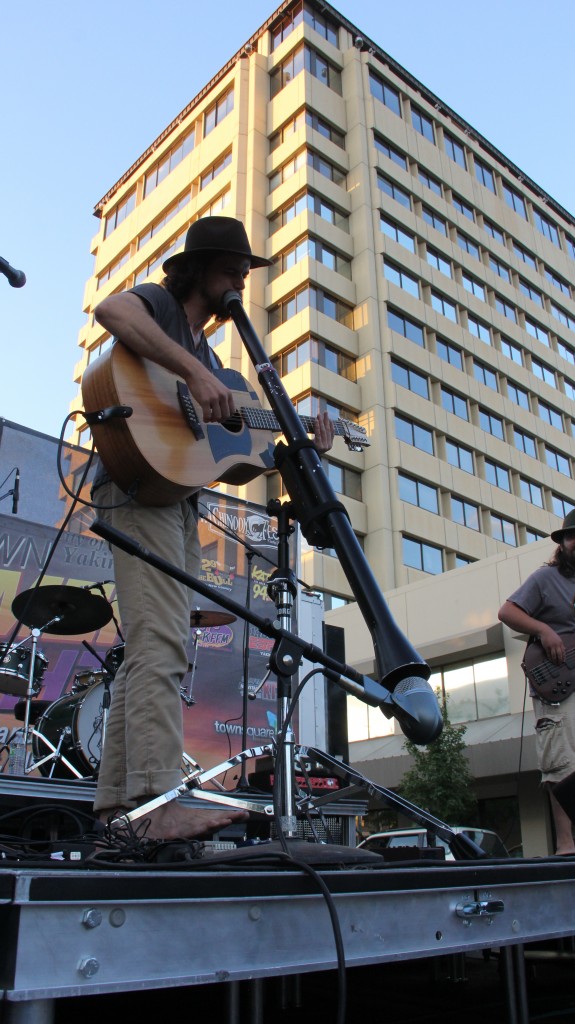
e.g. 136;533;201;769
507;565;575;638
91;282;221;498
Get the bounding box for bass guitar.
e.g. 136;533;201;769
522;634;575;703
81;344;369;506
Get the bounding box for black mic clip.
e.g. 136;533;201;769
83;405;132;426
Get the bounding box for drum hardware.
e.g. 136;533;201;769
31;680;112;779
181;607;237;707
5;584;113;777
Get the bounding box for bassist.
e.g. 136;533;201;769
499;511;575;855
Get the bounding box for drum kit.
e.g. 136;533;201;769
2;586;237;781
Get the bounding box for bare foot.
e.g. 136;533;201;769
555;845;575;856
104;801;249;841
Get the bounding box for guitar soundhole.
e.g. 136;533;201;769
221;413;243;434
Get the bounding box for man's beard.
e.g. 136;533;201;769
200;285;238;322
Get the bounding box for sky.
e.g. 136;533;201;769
1;0;574;440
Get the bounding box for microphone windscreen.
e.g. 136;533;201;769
390;676;443;745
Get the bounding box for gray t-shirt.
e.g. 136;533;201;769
507;564;575;636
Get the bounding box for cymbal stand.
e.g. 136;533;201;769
6;617;60;775
180;628;201;706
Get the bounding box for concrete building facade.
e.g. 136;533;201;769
71;0;575;854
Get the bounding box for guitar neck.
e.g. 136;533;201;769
241;406;351;438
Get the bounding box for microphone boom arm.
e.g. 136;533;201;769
222;291;442;743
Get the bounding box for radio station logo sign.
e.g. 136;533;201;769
199;557;235;591
203;500;279;548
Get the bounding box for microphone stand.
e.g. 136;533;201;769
221;292;440;712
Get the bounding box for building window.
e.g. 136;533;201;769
427;248;452;277
398;473;439;513
452;195;474;220
104;188;136;239
479;408;504;439
566;236;575;261
514;428;537;459
545;446;571;477
538;400;563;430
524;317;549;346
503;182;527;219
268;284;354;331
270;44;341;97
270;235;351;280
441;387;468;419
422;206;447;235
138;192;191;250
96;249;131;289
143;128;196;198
491;513;517;545
519;278;544;307
387;309;424;346
374;134;407;169
484;220;505;245
411;107;435;142
394;414;434;454
200;150;232;190
380;215;415;252
204;86;234;135
369;72;401;115
452;497;480;531
456;231;480;259
485;459;511;490
495;295;517;322
324;461;362;501
269;189;348;233
391;359;429;399
431;291;457;321
431;655;509;723
467;314;491;344
500;338;523;365
307;109;345;147
513;242;537;268
520;478;544;507
446;440;474;474
531;358;556;388
377;172;411;208
533;208;560;246
403;536;443;574
558;339;575;365
473;361;498;390
552;495;575;519
436;339;463;370
507;382;530;409
272;336;356;381
474;158;496;193
489;256;510;282
525;528;546;544
540;264;568;296
418;169;442;194
443;132;466;168
295;393;357;423
462;272;485;301
384;260;419;297
550;302;575;333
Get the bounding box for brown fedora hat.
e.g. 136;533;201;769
162;216;271;273
551;509;575;543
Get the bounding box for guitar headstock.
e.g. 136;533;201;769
340;418;370;453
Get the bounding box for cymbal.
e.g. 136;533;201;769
12;585;113;635
190;608;236;628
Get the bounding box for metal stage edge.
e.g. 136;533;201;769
1;854;575;1023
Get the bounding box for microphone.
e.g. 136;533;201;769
84;580;114;590
386;676;443;745
11;470;19;515
0;257;26;288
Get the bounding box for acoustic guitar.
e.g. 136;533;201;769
81;344;369;507
522;634;575;704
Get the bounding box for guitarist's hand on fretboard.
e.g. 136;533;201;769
313;411;335;454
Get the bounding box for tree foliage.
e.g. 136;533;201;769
398;692;478;824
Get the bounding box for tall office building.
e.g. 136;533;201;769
72;0;575;852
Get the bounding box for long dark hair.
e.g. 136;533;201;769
548;545;575;578
161;253;219;303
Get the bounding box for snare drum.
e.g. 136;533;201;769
71;667;108;693
33;679;112;778
0;643;48;697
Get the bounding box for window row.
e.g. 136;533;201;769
369;72;574;260
270;334;356;381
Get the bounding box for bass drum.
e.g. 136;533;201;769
33;680;112;779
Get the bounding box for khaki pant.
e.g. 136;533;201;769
93;482;200;812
